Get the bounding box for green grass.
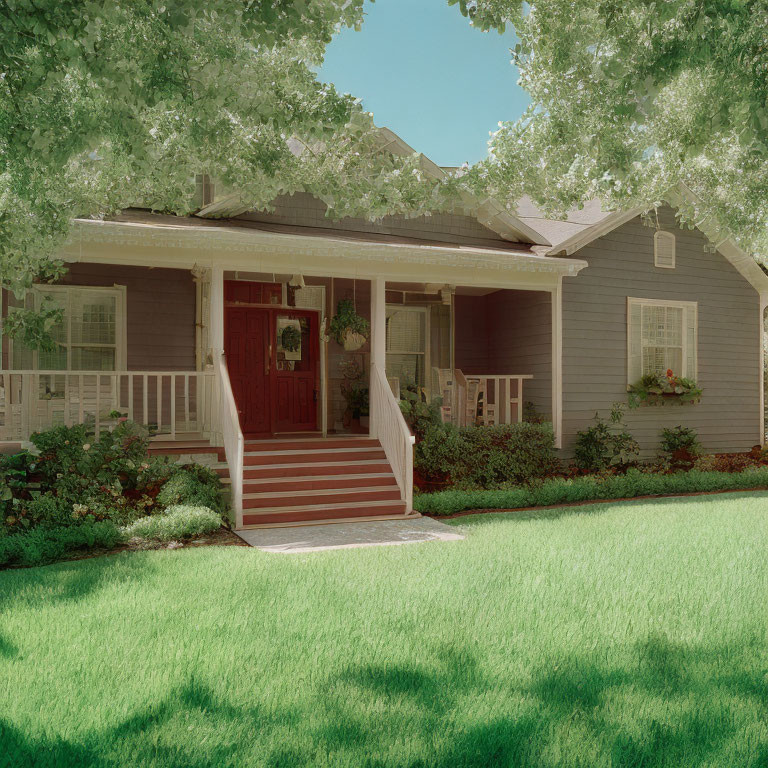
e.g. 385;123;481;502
2;492;768;767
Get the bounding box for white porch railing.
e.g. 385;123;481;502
371;362;414;513
0;370;216;442
215;352;244;527
447;370;533;427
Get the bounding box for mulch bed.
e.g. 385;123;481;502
428;486;768;520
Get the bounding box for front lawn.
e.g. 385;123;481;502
2;493;768;767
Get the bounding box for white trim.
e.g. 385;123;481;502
626;297;698;383
546;208;644;256
551;278;563;449
70;218;577;281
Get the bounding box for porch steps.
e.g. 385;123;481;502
238;437;412;527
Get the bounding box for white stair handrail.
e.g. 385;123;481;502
215;352;244;528
371;362;414;513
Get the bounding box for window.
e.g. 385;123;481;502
385;306;428;392
654;230;676;268
627;298;697;384
9;286;126;371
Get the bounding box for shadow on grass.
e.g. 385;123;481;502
446;489;768;528
2;635;768;767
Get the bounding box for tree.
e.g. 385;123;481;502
451;0;768;256
0;0;454;346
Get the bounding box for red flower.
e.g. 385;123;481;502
666;369;674;378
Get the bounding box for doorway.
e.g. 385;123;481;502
225;304;320;437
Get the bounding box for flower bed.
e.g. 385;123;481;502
0;421;225;567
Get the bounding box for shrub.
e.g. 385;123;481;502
155;464;225;513
660;425;702;471
122;506;221;542
574;403;639;472
0;521;124;568
415;421;560;488
414;466;768;516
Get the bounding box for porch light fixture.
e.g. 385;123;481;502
289;274;306;288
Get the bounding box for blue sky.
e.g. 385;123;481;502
319;0;529;167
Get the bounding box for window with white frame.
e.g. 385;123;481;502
627;298;697;384
9;286;126;371
385;306;429;392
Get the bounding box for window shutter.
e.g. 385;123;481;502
627;300;643;385
684;305;697;378
654;231;676;268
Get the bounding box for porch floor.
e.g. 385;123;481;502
234;516;462;553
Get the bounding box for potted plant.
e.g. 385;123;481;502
338;357;369;432
628;369;702;408
328;298;370;351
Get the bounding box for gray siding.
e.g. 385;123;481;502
241;192;509;248
562;206;761;455
455;289;552;419
58;263;196;371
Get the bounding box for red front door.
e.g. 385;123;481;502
225;302;319;436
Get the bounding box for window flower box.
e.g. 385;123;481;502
628;369;702;408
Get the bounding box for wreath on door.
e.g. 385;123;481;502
281;324;302;352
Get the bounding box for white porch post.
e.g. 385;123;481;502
551;277;564;449
370;277;386;436
210;265;224;356
760;293;767;445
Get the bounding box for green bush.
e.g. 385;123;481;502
414;467;768;516
122;506;221;542
574;404;639;472
0;521;124;568
415;421;560;487
155;464;226;513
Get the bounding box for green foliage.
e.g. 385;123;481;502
573;403;640;472
328;299;370;346
122;506;221;542
461;0;768;259
1;2;459;347
661;425;702;457
415;467;768;516
628;372;702;408
399;392;443;438
155;465;226;514
415;422;560;488
0;520;123;568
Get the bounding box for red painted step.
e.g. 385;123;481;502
243;474;397;494
243;488;402;509
244;449;386;466
245;438;379;452
242;502;407;526
243;462;392;479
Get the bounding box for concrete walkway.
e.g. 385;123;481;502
236;516;464;554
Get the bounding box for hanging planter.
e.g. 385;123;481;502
329;298;370;350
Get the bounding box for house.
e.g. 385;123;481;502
2;129;766;529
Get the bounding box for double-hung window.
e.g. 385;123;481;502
385;306;429;392
9;285;126;372
627;297;697;384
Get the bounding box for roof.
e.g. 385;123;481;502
195;127;552;248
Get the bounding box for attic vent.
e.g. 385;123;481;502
654;231;676;269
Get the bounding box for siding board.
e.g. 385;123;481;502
561;206;761;455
